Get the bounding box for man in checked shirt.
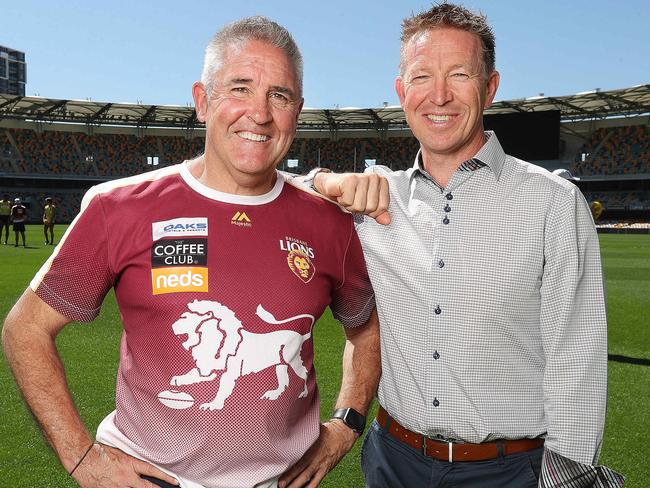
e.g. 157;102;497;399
299;3;624;487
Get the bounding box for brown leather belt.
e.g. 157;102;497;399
376;406;544;463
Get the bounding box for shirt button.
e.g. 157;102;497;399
438;259;445;268
434;306;441;315
444;205;451;213
446;193;453;200
433;351;440;360
443;217;450;225
433;398;440;407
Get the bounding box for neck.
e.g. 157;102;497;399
421;132;487;188
188;156;277;196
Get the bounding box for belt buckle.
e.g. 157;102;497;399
422;437;454;463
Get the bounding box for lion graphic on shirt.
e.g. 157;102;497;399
167;299;314;411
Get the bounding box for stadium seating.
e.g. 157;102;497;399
297;136;418;172
584;191;648;210
572;126;650;176
1;129;205;177
1;129;425;177
3;125;649;224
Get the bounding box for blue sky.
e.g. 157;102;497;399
2;0;648;108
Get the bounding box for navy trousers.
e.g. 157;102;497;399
361;421;543;488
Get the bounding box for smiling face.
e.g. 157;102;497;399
193;39;303;194
396;27;499;169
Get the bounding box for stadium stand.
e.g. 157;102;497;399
584;191;648;209
1;86;648;226
572;125;650;176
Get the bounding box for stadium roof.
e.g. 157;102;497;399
0;84;648;132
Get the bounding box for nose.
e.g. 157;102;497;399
248;93;272;125
428;77;452;105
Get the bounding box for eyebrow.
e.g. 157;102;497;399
228;78;254;86
226;79;296;99
449;63;472;70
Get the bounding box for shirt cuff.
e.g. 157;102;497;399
539;448;624;487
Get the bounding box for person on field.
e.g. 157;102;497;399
0;193;11;244
10;197;27;248
3;17;379;488
306;3;622;487
43;197;56;245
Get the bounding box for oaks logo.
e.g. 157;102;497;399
152;218;208;240
231;211;252;228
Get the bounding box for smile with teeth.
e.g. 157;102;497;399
237;131;270;142
427;114;454;123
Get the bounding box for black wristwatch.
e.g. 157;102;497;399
331;408;366;434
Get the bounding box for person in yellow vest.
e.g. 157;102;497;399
43;197;56;245
0;194;12;245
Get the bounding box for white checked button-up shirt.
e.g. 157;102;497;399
355;133;622;486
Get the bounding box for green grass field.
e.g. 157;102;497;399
0;225;648;487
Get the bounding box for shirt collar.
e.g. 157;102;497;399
410;131;506;184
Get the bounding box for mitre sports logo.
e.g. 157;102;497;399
152;217;208;240
231;211;252;228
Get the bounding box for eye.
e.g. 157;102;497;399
231;86;250;96
450;72;470;80
270;91;289;102
410;75;429;83
269;91;292;107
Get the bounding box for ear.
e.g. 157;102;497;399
295;97;304;123
395;76;406;107
484;70;500;109
192;82;209;122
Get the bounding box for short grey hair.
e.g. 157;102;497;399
399;3;496;78
201;16;303;96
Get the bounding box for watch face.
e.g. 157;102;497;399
334;408;366;434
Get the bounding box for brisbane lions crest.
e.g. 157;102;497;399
287;250;315;283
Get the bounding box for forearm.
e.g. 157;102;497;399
3;297;92;473
336;309;381;415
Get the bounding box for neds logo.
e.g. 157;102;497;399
152;218;208;240
152;267;208;295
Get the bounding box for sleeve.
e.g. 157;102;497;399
30;189;115;322
329;216;376;328
538;186;608;465
539;449;624;487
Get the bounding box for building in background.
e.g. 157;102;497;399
0;46;26;96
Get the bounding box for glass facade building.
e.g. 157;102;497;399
0;46;26;96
